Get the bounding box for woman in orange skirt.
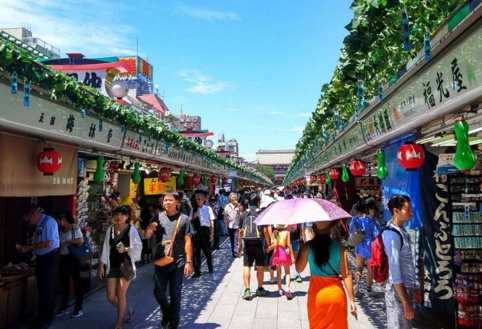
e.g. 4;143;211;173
296;221;357;329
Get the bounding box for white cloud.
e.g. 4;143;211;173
177;69;232;94
0;0;137;56
292;126;304;132
177;3;240;21
297;112;312;118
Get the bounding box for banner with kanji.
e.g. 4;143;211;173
143;177;176;195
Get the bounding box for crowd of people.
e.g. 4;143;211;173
15;186;422;329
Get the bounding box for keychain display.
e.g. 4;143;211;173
453;224;482;237
453;212;481;224
457;303;482;327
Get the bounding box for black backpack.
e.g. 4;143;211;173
241;210;262;244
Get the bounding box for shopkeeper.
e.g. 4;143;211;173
17;206;60;329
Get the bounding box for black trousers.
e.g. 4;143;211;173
59;254;83;311
228;228;239;255
212;220;223;249
36;249;60;325
193;227;213;274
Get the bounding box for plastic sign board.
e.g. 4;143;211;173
144;177;176;195
437;154;460;175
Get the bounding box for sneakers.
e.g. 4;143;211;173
243;289;251;300
269;277;276;284
256;287;269;297
285;290;293;300
54;309;69;317
70;309;83;318
294;274;302;283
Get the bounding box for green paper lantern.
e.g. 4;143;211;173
325;171;331;185
202;174;207;186
177;170;185;186
376;150;388;179
132;163;141;184
94;156;104;183
454;119;476;172
218;175;221;186
341;164;350;182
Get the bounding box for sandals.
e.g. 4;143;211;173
125;308;134;323
278;289;284;297
285;290;293;300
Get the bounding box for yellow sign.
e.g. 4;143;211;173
129;178;137;200
144;177;176;195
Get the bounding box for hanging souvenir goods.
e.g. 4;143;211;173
177;170;185;185
334;111;340;130
23;82;31;106
357;80;364;106
94;157;105;183
341;164;350;183
81;108;86;118
202;174;207;186
424;28;432;61
310;175;317;184
132;163;141;184
454;119;476;172
318;173;326;184
11;72;17;94
329;168;341;180
402;6;410;51
349;160;367;176
355;107;359;121
217;176;222;186
397;142;425;171
325;171;331;185
376;150;388;179
210;175;218;185
99;118;103;132
120;123;125;133
322;125;327;143
378;83;383;103
37;147;62;176
158;168;171;182
138;130;142;143
222;177;228;185
192;174;201;185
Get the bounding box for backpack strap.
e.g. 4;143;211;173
382;226;404;251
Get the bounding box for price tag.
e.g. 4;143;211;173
465;204;470;221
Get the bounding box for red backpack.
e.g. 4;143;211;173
369;226;403;283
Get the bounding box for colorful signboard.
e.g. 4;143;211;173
144;177;176;195
118;56;153;81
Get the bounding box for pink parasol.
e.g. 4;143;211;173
254;198;351;226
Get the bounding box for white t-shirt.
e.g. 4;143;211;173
59;225;83;255
198;205;215;227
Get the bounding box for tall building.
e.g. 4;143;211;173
216;133;239;159
255;150;294;185
0;26;60;59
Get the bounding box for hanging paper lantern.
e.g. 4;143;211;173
355;107;359;121
397;142;425;171
202;175;207;185
341;164;350;183
318;173;326;184
454;119;476;172
132;163;141;184
334;111;340;130
325;171;331;185
376;150;388;179
138;130;142;143
358;80;364;106
81;108;86;118
329;168;341;180
120;123;125;133
378;83;383;103
424;28;432;61
158;168;171;182
11;72;17;94
23;82;30;106
402;6;410;51
322;125;327;143
222;177;228;185
210;175;218;185
192;174;201;185
37;147;62;176
217;176;222;186
99;118;103;132
177;170;185;185
310;175;317;184
94;156;105;182
349;160;367;176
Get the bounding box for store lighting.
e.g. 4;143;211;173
469;138;482;145
417;134;442;144
431;135;455;147
468;126;482;134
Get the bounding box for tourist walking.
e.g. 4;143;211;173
269;224;295;299
145;192;193;329
17;206;60;329
99;206;142;329
383;195;422;329
348;201;380;296
54;211;84;318
192;193;215;277
296;221;357;329
224;192;240;257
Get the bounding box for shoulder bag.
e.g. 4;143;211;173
118;225;135;281
67;227;93;262
155;214;182;267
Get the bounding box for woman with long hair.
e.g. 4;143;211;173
54;211;84;318
99;206;142;329
296;221;357;329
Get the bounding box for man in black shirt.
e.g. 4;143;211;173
145;192;193;329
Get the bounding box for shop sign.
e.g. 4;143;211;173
0;83;123;151
362;23;482;142
143;177;176;195
437;154;460;175
120;130;156;158
65;69;108;96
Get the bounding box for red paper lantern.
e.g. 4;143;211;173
397;142;425;171
158;168;171;182
349;160;367;176
37;147;62;176
222;178;228;185
192;174;201;185
329;168;341;180
210;175;218;184
310;175;317;184
318;174;326;184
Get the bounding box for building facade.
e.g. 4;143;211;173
255;150;294;185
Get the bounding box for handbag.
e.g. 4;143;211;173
119;259;135;281
67;227;93;262
347;222;365;247
154;214;182;267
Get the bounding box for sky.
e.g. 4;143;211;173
0;0;354;162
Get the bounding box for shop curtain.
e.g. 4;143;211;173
0;134;77;196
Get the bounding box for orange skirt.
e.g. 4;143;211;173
307;276;347;329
